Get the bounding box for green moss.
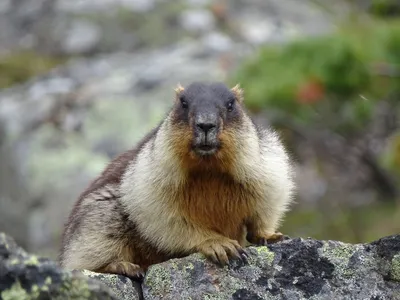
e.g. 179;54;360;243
320;242;357;276
57;275;92;299
82;270;118;286
256;246;275;266
9;258;20;265
145;264;172;297
1;279;56;300
0;51;66;89
391;254;400;281
203;294;228;300
45;277;52;285
81;270;136;299
1;281;33;300
215;277;249;300
0;269;66;299
185;262;194;271
5;255;39;267
24;256;39;266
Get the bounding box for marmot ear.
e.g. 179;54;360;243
231;84;244;103
174;83;184;104
174;83;184;96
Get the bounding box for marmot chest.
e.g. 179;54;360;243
177;173;254;237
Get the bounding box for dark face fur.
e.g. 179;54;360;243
172;82;243;157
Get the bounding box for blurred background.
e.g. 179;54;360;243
0;0;399;260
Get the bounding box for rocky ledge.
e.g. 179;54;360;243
1;232;399;300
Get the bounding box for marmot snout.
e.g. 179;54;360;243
59;81;295;279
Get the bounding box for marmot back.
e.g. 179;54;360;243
59;81;295;279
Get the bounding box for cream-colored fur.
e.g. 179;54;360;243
120;111;295;254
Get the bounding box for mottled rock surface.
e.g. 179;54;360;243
143;235;400;300
82;270;142;300
1;232;399;299
0;232;118;299
0;0;337;55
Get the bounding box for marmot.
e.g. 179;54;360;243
59;82;295;279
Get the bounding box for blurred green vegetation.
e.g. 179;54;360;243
232;18;400;134
369;0;400;18
281;201;400;243
0;51;65;89
230;16;400;243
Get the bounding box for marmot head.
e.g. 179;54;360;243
170;82;245;159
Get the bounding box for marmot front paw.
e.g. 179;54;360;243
197;238;248;266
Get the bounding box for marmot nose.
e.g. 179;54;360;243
196;122;216;134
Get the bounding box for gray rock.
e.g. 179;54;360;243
0;0;339;55
0;232;119;299
201;32;233;53
240;18;282;45
0;0;11;14
179;9;216;33
236;0;335;45
56;0;156;13
2;231;399;300
119;0;156;13
62;20;102;55
143;235;400;299
82;270;143;300
0;142;30;251
185;0;211;6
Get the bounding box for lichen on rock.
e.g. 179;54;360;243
391;254;400;281
0;232;119;300
1;232;399;300
81;270;142;300
142;235;400;300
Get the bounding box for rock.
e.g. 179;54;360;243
0;232;120;299
143;235;400;299
201;31;233;54
0;0;11;14
61;20;102;55
0;123;32;251
82;270;143;300
56;0;156;13
118;0;156;13
179;9;216;33
185;0;211;7
0;0;338;55
240;18;282;45
1;231;399;299
236;0;335;45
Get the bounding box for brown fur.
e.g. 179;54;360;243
177;171;254;242
170;123;254;243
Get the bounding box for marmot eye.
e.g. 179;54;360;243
227;100;234;112
180;98;188;109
